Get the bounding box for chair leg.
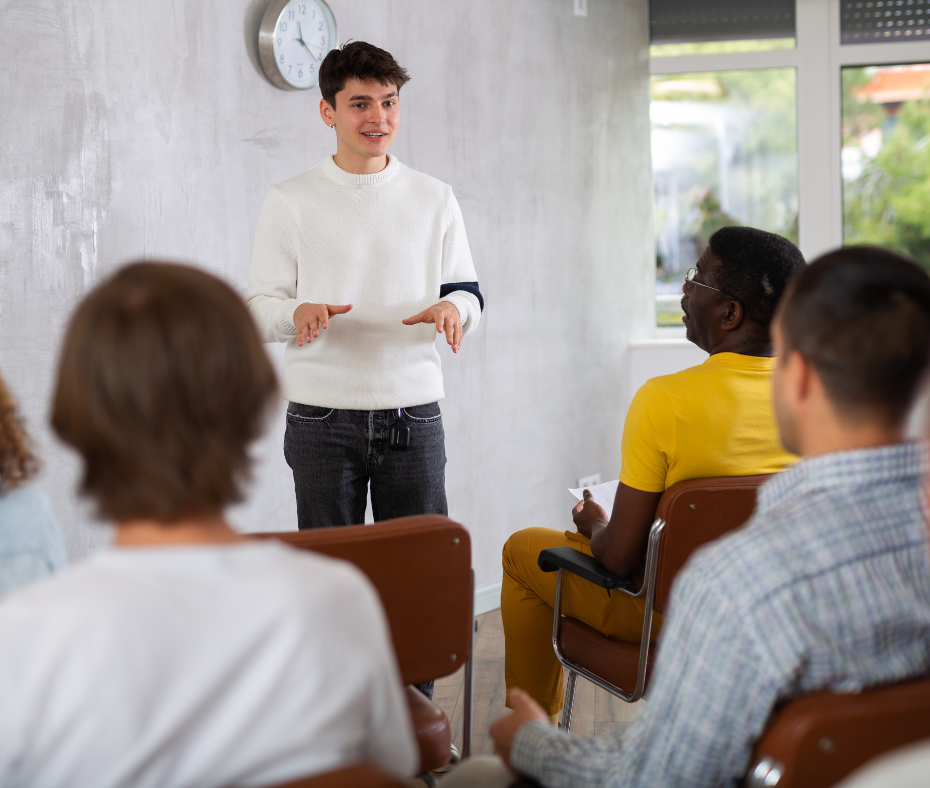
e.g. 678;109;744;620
462;617;475;758
559;671;578;732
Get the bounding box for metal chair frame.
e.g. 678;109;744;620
551;517;667;731
462;595;475;758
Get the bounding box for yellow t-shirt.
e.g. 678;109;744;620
619;352;796;493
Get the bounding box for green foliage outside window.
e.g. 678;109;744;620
842;67;930;271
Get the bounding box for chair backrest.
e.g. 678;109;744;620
653;475;771;613
253;515;472;686
256;763;406;788
746;676;930;788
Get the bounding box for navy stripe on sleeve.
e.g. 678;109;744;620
440;281;485;312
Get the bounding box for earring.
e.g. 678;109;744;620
330;124;335;129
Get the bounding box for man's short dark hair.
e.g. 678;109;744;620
319;41;410;108
51;262;278;522
708;226;806;340
779;246;930;426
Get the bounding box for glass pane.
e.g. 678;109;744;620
842;64;930;269
840;1;930;45
651;69;799;327
650;0;796;57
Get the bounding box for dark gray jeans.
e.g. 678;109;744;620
284;402;448;703
284;401;448;529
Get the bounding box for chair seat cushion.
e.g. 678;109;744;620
405;685;451;774
559;616;655;695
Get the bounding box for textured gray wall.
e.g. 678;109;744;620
0;0;653;586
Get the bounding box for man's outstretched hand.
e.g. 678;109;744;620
572;489;609;539
293;302;352;347
489;688;552;774
402;302;463;353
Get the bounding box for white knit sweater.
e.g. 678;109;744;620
247;155;482;410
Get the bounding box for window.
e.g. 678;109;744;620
652;69;798;325
649;0;930;331
842;63;930;269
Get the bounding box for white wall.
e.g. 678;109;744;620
0;0;654;589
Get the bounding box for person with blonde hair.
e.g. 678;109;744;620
0;371;66;597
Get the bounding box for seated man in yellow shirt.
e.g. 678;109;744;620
502;226;804;717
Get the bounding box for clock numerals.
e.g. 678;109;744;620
264;0;334;89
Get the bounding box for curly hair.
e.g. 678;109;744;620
709;226;806;341
0;373;37;492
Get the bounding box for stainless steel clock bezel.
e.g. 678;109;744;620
258;0;337;91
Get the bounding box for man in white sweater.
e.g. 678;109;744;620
248;41;483;540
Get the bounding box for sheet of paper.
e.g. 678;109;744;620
567;478;619;514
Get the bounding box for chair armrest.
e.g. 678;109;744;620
537;546;632;590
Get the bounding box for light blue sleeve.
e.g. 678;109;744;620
0;485;68;599
0;554;57;597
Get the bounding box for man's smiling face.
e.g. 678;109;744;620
329;77;399;163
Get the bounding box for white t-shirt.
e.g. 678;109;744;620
0;541;418;788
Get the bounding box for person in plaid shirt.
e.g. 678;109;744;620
443;246;930;788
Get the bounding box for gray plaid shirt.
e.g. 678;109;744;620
511;441;930;788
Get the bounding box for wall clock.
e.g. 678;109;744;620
258;0;337;91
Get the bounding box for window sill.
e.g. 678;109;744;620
629;337;695;350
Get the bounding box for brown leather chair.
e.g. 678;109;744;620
745;676;930;787
256;764;406;787
254;515;474;775
538;475;770;731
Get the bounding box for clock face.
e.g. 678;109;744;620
259;0;337;90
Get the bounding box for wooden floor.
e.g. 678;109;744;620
433;609;642;756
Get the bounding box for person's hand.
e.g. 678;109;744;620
402;301;463;353
572;489;609;539
293;302;352;347
489;688;551;774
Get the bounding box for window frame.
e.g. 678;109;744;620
648;0;930;336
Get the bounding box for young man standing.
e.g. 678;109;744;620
247;42;484;531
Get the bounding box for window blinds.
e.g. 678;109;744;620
649;1;796;45
841;1;930;44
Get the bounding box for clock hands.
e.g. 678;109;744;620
295;21;323;60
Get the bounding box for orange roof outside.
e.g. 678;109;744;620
854;65;930;104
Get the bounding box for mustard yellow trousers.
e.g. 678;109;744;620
501;527;662;715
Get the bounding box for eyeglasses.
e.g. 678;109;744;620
684;268;739;301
